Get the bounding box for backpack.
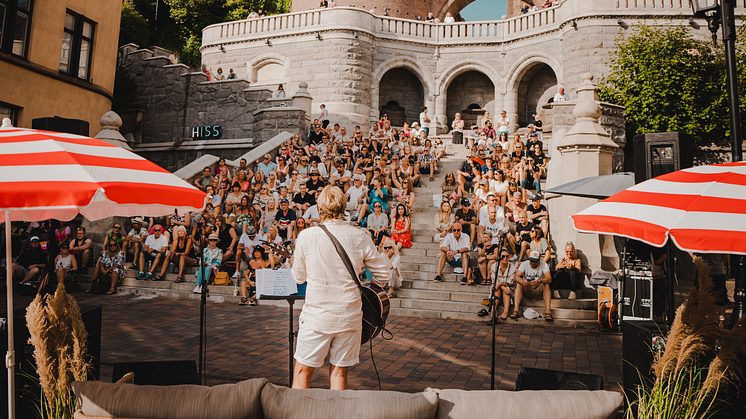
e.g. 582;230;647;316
89;274;111;294
213;271;232;286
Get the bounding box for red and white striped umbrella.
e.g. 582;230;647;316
572;161;746;255
0;127;206;222
1;126;205;419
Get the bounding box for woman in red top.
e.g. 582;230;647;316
390;203;412;251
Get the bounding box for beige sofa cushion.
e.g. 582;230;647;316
72;378;267;419
260;383;439;419
427;389;623;419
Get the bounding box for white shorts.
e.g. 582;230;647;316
294;320;362;368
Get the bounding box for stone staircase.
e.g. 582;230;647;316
73;133;599;326
388;135;598;327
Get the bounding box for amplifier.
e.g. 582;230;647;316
621;268;665;321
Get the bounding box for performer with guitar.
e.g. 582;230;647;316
291;185;390;390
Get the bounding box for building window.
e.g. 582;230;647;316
0;0;33;57
59;10;94;80
0;101;20;126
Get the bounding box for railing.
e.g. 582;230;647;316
205;10;323;43
615;0;746;9
504;7;557;36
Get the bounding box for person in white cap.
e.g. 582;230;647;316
123;217;148;266
512;249;553;321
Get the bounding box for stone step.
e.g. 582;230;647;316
388;308;595;328
115;285;303;309
394;287;596;310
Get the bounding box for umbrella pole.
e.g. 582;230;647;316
730;256;746;326
5;211;15;419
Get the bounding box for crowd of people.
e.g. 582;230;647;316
1;101;586;322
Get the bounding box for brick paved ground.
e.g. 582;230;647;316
3;292;623;392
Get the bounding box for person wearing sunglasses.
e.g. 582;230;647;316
137;224;170;280
104;224;124;254
12;236;47;284
88;240;125;295
194;233;223;294
487;248;518;323
381;238;401;298
434;223;471;284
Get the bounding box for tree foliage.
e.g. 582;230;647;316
119;0;290;67
599;24;746;147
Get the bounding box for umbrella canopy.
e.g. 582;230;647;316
1;126;206;419
0;127;206;223
546;172;635;200
572;161;746;255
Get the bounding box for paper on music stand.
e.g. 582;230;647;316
256;269;297;299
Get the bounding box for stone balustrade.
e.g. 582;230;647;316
202;0;746;49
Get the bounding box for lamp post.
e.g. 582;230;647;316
691;0;745;324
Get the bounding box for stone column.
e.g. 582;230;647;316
550;73;619;272
434;94;446;135
94;111;132;151
292;81;313;118
503;89;518;134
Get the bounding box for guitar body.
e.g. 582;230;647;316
360;283;390;345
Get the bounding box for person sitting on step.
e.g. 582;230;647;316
434;223;471;285
512;250;553;321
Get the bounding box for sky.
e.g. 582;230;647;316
460;0;507;21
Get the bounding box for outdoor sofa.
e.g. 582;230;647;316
72;377;623;419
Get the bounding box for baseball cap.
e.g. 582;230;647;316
528;250;540;262
460;198;470;206
531;195;541;201
30;236;40;242
280;198;289;204
412;122;419;127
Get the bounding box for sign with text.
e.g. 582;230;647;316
192;125;222;139
256;268;297;298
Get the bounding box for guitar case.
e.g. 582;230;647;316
320;225;390;344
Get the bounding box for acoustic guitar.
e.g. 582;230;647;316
360;283;390;344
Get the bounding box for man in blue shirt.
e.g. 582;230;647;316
256;154;277;179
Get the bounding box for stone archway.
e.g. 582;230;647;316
379;68;425;126
445;71;495;130
515;63;557;127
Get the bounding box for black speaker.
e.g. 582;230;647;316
514;367;604;391
623;320;669;404
32;116;90;137
633;132;694;184
1;305;101;415
112;360;198;386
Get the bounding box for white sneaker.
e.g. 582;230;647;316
232;271;240;279
568;291;577;300
553;290;561;299
193;285;201;294
453;267;464;275
509;255;518;262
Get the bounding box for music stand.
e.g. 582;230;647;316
260;294;305;386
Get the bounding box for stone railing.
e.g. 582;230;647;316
202;0;746;48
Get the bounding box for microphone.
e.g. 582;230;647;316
498;226;509;238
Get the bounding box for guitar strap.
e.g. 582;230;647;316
319;225;385;329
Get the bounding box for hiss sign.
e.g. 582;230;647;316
192;125;222;139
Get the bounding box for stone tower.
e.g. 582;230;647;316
291;0;480;20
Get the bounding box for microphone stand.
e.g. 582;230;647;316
196;221;208;385
490;228;509;390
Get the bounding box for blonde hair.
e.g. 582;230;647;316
438;201;452;225
318;185;346;222
383;238;400;257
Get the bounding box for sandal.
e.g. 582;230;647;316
105;290;114;295
509;311;519;319
499;313;509;320
174;277;183;283
477;308;489;317
545;312;554;321
239;297;248;305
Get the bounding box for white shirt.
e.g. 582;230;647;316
348;184;367;204
518;260;551;282
479;216;504;244
128;227;148;240
491;262;517;286
419;111;429;127
238;232;266;250
292;220;390;333
479;205;505;225
320;107;329;122
497;116;510;132
144;234;169;253
302;205;320;226
444;16;455;23
441;232;471;257
554;92;570;102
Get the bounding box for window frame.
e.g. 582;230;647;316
59;9;95;81
0;0;33;58
0;100;21;126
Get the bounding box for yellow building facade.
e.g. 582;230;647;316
0;0;121;134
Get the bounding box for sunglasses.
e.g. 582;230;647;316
292;172;298;175
113;226;121;229
154;229;162;232
384;247;393;250
501;254;510;259
208;239;218;242
60;246;69;249
452;228;462;232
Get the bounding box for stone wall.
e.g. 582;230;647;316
117;44;310;172
291;0;432;19
516;64;556;127
445;71;495;128
379;68;425;126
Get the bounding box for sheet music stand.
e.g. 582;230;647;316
260;294;305;386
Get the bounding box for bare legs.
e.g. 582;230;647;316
292;362;349;390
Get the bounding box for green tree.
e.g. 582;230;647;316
120;0;151;48
598;24;745;148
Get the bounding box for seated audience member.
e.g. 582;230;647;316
329;160;352;192
194;233;223;294
382;238;402;298
47;240;77;288
137;224;169;280
346;174;368;214
478;206;505;247
457;154;479;193
552;241;583;300
440;172;461;208
433;201;455;245
274;199;297;241
356;178;387;225
489;247;518;322
235;195;259;235
529;226;551;263
260;199;278;232
291;183;315;214
418;146;437;181
455;198;478;247
389;203;412;250
513;250;553;321
235;226;266;276
88;240;126;295
274;84;286;98
70;227;93;269
305;170;326;198
55;221;72;244
106;223;124;249
159;226;195;284
476;232;498;284
527;194;549;237
504;191;527;227
394;178;415;216
227;68;237;79
224;182;244;214
214;215;237;264
367;201;389;246
12;236;47;284
520;156;542;194
465;125;480;149
508;210;534;261
302;204;320;226
239;246;274;306
434;223;471;285
122;217;148;265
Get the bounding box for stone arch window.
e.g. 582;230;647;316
379;68;424;126
254;61;285;85
515;62;557;127
446;71;495;131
